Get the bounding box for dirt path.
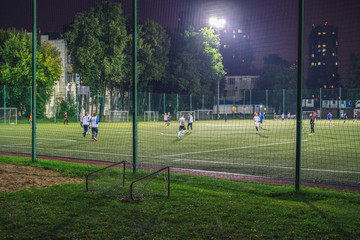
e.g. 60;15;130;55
0;163;83;193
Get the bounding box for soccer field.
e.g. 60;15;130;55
0;119;359;185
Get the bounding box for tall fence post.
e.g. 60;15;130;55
54;88;56;122
148;92;151;111
163;93;166;113
339;87;342;119
319;88;322;119
32;0;37;162
250;89;252;114
266;89;268;118
97;90;100;116
190;94;192;111
30;86;32;117
176;94;178;116
295;0;304;191
3;86;6;124
233;96;235;119
243;90;246;119
202;95;204;110
213;96;215;120
132;0;138;172
76;86;79;121
283;88;285;114
115;89;118;111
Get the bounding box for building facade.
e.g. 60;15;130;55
308;23;340;89
222;75;260;102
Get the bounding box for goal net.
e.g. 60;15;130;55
0;108;17;125
109;111;129;122
302;111;315;119
144;111;159;121
177;111;195;120
195;109;213;121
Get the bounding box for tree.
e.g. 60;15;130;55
166;27;226;96
65;2;128;116
0;29;62;118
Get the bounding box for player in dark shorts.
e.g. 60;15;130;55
167;112;171;126
310;113;315;134
64;112;68;125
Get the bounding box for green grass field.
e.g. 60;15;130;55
0;156;360;239
0;118;359;185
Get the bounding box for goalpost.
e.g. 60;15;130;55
109;111;129;122
144;111;159;121
177;111;195;120
0;108;17;125
354;109;360;120
195;109;213;120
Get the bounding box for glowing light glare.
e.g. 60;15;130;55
209;17;226;29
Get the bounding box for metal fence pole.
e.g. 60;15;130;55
132;0;138;172
283;88;285;114
243;90;246;119
339;87;342;119
213;96;215;120
295;0;304;191
148;92;151;111
115;89;118;111
32;0;37;162
54;88;56;122
30;86;32;117
163;93;166;113
319;88;322;119
250;89;252;114
202;95;204;110
190;94;192;111
233;96;235;119
76;86;79;121
3;86;5;124
97;90;100;116
176;94;178;116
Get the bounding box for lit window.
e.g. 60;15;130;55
224;45;226;48
233;30;235;33
330;85;334;88
324;85;327;88
318;44;321;48
311;54;314;58
332;32;335;34
312;95;315;98
238;29;242;33
242;59;245;62
332;53;335;56
311;62;314;66
323;53;326;56
318;62;321;65
322;44;326;47
233;35;236;39
323;62;326;65
318;50;321;53
224;30;227;33
322;49;326;52
336;41;338;45
243;35;246;38
335;62;338;66
332;74;335;77
323;32;326;34
318;32;321;35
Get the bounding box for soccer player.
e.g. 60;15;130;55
187;112;193;133
64;112;68;125
163;113;168;127
309;113;315;134
224;113;228;122
354;112;357;122
254;112;260;134
327;112;332;123
29;114;32;128
281;113;285;121
82;112;91;137
259;112;264;129
91;113;99;141
167;112;171;126
344;113;347;123
287;112;291;120
178;114;187;138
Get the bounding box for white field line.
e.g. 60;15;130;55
170;158;360;174
1;135;77;142
158;140;305;158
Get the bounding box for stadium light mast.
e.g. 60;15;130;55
209;17;225;119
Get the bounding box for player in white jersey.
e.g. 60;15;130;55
178;114;187;138
82;112;91;137
163;113;168;127
254;112;260;134
91;113;99;141
187;112;193;133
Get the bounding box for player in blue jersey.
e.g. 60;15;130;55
327;112;332;123
344;113;348;123
90;113;99;141
259;112;264;129
82;112;91;137
187;112;193;133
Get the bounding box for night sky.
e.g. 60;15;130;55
1;0;360;80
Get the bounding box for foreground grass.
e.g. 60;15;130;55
0;155;360;239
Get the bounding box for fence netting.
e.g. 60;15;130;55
0;0;359;187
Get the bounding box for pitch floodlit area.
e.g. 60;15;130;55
1;118;359;185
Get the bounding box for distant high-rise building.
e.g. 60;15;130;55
308;23;339;89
